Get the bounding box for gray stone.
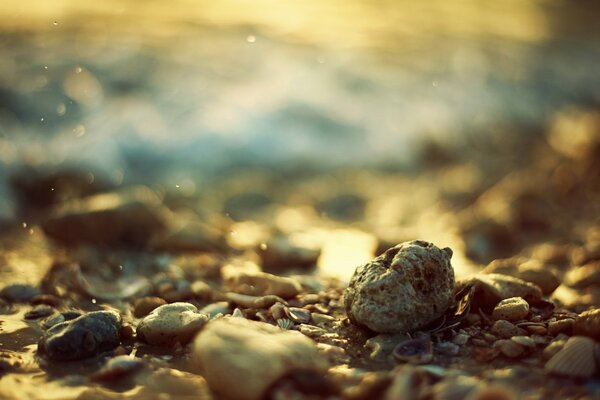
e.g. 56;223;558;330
344;240;455;333
38;310;122;361
192;317;327;400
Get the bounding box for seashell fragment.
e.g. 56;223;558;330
285;307;311;324
276;318;294;330
544;336;597;379
393;338;434;364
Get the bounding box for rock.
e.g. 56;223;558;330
199;301;231;318
223;267;302;299
457;273;542;311
24;305;54;320
573;308;600;340
564;261;600;289
492;297;529;322
364;333;410;361
344;240;455;333
137;302;208;346
0;284;40;302
150;220;226;253
41;187;168;247
133;297;167;318
90;355;145;382
258;235;321;273
491;320;525;339
38;310;122;361
192;317;327;400
484;259;560;295
494;339;525;358
548;319;574;336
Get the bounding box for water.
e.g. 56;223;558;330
0;0;599;216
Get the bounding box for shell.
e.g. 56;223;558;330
393;338;433;364
231;308;244;318
276;318;294;330
285;307;311;324
544;336;597;379
269;302;287;320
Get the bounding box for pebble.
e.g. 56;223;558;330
484;259;560;295
199;301;231;318
573;308;600;340
133;296;167;318
564;261;600;289
258;235;321;273
41;187;168;246
0;284;40;303
225;292;286;309
192;317;327;400
457;273;542;311
547;318;574;336
344;240;455;333
38;310;122;361
492;297;529;322
90;355;145;382
24;305;54;320
435;341;461;356
30;294;61;307
452;333;470;346
137;302;209;346
364;333;410;361
223;268;302;299
494;339;525;358
491;320;525;339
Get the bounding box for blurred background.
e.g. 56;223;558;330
1;0;599;279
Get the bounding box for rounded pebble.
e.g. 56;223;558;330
492;297;529;322
137;302;208;346
133;297;167;318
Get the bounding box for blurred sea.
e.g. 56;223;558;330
1;0;599;219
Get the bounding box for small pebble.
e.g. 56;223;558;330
547;319;574;336
452;333;470;346
0;284;40;302
137;302;208;345
494;339;525;358
133;297;167;318
492;297;529;322
90;355;144;382
491;320;525;339
24;305;54;320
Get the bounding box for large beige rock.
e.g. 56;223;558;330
344;240;455;333
192;317;327;400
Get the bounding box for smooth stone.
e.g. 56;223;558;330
344;240;455;333
41;187;168;247
133;297;167;318
137;302;208;346
38;310;122;361
223;268;302;299
192;317;327;400
0;284;40;303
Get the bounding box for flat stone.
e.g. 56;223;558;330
223;267;302;299
137;302;208;346
344;240;455;333
192;317;327;400
38;310;122;361
574;308;600;340
0;284;40;303
491;320;525;339
41;187;168;247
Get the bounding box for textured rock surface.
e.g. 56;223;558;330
137;302;208;345
457;273;543;311
38;310;122;361
573;308;600;340
192;317;327;400
492;297;530;322
344;240;455;333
